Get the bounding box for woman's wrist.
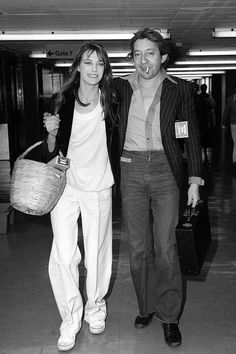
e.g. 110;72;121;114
47;133;56;152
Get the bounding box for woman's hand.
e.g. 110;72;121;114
43;112;60;137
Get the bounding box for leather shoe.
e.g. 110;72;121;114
162;323;182;347
134;313;153;328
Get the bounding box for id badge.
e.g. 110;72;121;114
175;121;189;138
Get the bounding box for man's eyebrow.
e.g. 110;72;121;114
134;47;156;52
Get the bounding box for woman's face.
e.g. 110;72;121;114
77;50;105;86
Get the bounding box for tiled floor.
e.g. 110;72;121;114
0;129;236;354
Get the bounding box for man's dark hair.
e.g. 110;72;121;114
128;27;170;59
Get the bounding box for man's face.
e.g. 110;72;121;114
133;38;167;80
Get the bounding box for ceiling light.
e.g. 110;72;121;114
212;28;236;38
173;74;211;78
113;73;130;77
0;32;133;41
112;68;135;72
168;71;225;75
110;62;134;67
54;62;72;67
29;52;47;58
168;66;236;71
54;62;135;68
175;60;236;65
0;30;170;41
187;50;236;56
176;77;205;81
0;29;170;41
108;52;129;58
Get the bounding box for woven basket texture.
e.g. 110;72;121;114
10;142;66;216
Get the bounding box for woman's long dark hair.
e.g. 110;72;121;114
54;41;114;121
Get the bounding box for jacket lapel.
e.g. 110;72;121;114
58;91;75;156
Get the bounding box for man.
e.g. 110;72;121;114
223;83;236;170
196;84;216;164
114;28;203;347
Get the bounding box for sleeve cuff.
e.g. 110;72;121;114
188;176;205;186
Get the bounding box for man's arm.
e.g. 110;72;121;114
180;80;203;207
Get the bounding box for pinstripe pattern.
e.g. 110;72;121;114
114;75;202;189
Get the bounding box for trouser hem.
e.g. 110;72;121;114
154;314;179;324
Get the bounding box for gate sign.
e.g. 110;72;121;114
46;50;75;59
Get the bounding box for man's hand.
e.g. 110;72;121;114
187;183;200;208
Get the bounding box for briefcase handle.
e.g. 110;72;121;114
182;200;203;227
184;206;196;221
184;200;203;219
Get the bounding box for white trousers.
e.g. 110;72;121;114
231;124;236;163
48;184;112;333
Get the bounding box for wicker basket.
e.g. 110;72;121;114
10;141;67;216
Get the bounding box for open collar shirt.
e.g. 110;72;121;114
123;68;177;151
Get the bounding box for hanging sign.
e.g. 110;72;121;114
46;50;75;59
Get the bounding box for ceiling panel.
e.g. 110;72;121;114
1;0;236;76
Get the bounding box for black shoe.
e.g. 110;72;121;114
134;313;153;328
162;323;182;347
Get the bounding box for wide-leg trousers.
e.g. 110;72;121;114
120;150;182;323
48;184;112;333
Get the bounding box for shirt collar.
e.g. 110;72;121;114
160;68;177;84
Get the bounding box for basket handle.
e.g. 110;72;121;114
18;141;64;160
18;141;43;160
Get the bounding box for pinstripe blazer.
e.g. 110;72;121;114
113;75;202;189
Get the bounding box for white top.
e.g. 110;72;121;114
66;99;114;191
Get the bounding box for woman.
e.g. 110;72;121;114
43;41;116;351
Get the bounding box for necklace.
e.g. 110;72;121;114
78;93;99;105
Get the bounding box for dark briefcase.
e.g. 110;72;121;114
175;200;212;276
